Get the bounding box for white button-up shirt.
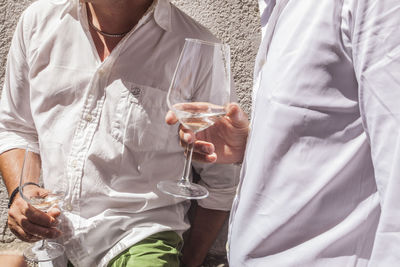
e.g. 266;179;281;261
0;0;239;266
228;0;400;266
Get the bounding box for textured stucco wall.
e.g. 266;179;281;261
173;0;260;115
0;0;261;260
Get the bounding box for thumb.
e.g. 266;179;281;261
47;207;61;218
165;110;179;125
226;103;249;128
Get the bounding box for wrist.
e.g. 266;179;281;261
8;182;40;208
8;186;20;208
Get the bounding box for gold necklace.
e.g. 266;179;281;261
88;17;129;38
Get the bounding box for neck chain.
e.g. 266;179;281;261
88;18;130;38
86;3;130;38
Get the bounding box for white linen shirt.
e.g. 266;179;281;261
228;0;400;266
0;0;239;266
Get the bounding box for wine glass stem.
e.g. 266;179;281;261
39;239;47;250
180;142;194;186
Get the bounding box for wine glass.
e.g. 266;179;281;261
157;38;231;199
19;142;66;262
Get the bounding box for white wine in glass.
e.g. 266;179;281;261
174;102;227;132
19;142;66;262
157;38;231;199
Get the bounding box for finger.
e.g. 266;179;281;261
193;140;215;155
8;219;41;243
7;215;54;242
19;214;62;239
25;205;59;228
10;201;61;239
10;193;57;227
165;110;179;125
226;103;249;128
10;227;41;243
179;126;196;145
192;152;217;163
47;207;61;221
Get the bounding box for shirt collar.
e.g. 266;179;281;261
260;0;276;27
153;0;172;32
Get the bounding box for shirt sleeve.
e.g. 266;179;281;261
0;9;38;154
193;161;241;211
347;0;400;264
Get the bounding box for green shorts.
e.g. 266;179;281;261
108;231;183;267
67;231;182;267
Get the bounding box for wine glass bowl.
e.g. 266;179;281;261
19;143;66;262
157;38;231;199
172;102;227;133
27;190;65;212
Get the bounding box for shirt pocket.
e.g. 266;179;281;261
111;82;176;151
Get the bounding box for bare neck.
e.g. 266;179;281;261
85;0;154;61
87;0;153;35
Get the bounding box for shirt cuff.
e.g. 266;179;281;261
0;132;37;154
196;182;237;211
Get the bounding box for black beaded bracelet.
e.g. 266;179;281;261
8;182;40;208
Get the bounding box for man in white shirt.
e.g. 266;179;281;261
171;0;400;266
0;0;239;266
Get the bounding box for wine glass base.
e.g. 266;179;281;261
157;180;209;199
24;241;65;262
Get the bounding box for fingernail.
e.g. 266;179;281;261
184;133;191;142
207;154;217;162
51;219;59;226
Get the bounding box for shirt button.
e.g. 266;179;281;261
71;160;78;168
98;68;106;75
131;87;141;97
65;203;73;211
85;114;93;122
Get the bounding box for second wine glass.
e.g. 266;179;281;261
157;38;231;199
19;142;66;262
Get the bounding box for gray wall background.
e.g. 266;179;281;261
0;0;260;261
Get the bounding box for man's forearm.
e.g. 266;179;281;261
0;149;25;197
182;205;229;267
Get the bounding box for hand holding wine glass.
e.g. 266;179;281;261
157;38;231;199
165;102;250;164
18;142;67;262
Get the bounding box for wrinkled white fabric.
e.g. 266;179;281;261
228;0;400;266
0;0;239;266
